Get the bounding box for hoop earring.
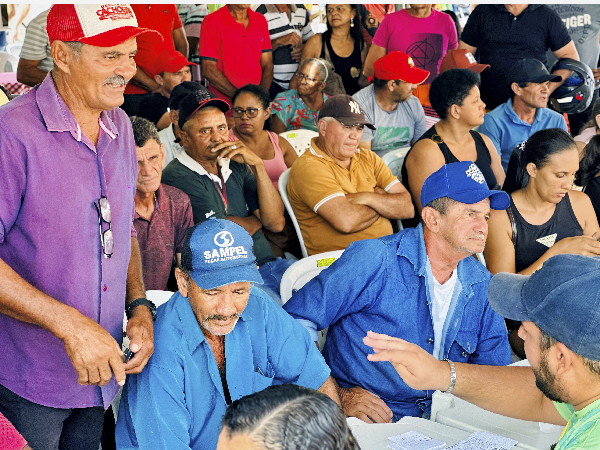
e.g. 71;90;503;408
350;17;354;27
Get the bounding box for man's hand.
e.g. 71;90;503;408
124;306;154;375
592;68;600;87
213;141;264;168
62;313;126;387
290;44;303;62
273;32;302;50
364;331;450;392
339;386;393;424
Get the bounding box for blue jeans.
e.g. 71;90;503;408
258;257;295;306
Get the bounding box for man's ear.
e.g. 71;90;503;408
51;41;75;74
174;267;189;298
317;118;327;135
170;109;179;126
511;82;521;97
421;206;441;233
179;128;190;148
552;342;575;377
154;73;164;86
387;80;396;92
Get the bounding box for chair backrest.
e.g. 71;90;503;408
146;290;175;308
382;146;411;182
279;129;318;157
278;168;309;258
280;250;344;304
0;52;18;73
5;44;22;58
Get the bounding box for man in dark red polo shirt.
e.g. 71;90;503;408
123;4;189;116
131;117;194;291
199;4;273;126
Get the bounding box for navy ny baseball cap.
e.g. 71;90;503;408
180;218;263;290
420;161;509;210
488;255;600;361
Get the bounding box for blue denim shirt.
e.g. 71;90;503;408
116;287;330;450
479;98;568;171
284;225;511;418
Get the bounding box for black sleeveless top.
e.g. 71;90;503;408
400;125;498;228
321;38;362;96
509;193;582;273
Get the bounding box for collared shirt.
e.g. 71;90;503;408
554;398;600;449
19;9;52;73
115;287;330;450
479;98;568;170
125;4;183;95
271;89;329;131
283;225;511;418
157;124;184;167
0;74;137;409
287;138;399;255
133;184;193;291
161;151;275;266
461;5;571;109
199;6;272;104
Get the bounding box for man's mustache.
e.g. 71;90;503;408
104;75;129;86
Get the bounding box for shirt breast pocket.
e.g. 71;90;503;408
252;363;274;391
449;330;479;362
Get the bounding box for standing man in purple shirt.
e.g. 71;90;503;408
131;116;194;291
0;5;157;450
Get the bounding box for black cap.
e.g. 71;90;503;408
169;81;202;110
318;94;375;130
512;58;562;84
178;86;231;130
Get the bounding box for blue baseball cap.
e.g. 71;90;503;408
180;218;263;290
488;255;600;361
420;161;510;210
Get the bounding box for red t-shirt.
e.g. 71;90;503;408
199;6;271;105
126;4;183;95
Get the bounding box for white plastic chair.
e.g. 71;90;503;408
280;250;344;351
382;146;411;182
279;168;309;258
5;43;22;58
279;129;318;157
0;51;18;73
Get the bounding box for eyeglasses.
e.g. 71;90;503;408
95;196;113;258
295;72;322;85
231;107;263;118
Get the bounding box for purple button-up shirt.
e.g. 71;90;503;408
0;74;137;409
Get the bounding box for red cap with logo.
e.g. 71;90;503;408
369;51;429;85
440;49;490;74
154;49;196;76
47;4;161;47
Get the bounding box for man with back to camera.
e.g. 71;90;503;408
284;161;512;423
0;5;156;449
366;253;600;449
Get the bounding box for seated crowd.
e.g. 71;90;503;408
2;4;600;450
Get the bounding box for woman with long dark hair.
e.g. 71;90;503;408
299;5;367;96
575;134;600;223
485;128;600;358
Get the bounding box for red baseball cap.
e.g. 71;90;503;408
369;51;429;85
154;49;196;76
440;49;490;74
47;4;161;47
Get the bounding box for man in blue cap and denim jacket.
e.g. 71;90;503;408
116;218;338;450
366;253;600;450
284;161;512;423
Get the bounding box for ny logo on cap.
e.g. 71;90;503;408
194;89;212;103
465;163;485;184
214;231;234;247
349;101;361;114
407;57;415;68
465;52;477;64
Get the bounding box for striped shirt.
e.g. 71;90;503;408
254;4;314;89
177;4;211;66
19;9;52;73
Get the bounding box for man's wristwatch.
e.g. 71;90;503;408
126;298;157;322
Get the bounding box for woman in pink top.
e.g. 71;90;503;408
229;84;298;190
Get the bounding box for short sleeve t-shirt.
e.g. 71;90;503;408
353;84;427;157
125;4;183;95
19;9;52;72
461;5;571;109
372;9;458;84
271;89;329;131
287;138;398;255
199;6;272;104
554;399;600;450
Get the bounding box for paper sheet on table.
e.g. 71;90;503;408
445;431;518;450
387;431;446;450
